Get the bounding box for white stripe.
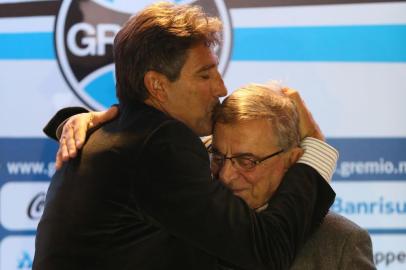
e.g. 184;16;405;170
300;156;330;175
0;0;49;3
0;61;82;137
302;138;339;160
332;182;406;229
230;2;406;27
300;139;338;167
224;61;406;137
302;146;336;165
298;138;338;182
0;16;54;33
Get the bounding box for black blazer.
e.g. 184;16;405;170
34;103;335;270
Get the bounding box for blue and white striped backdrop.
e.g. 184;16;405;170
0;1;405;269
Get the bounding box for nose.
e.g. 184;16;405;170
213;71;227;97
218;159;238;186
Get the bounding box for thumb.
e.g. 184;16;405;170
91;106;119;127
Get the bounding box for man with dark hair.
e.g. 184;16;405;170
34;2;336;270
113;2;222;110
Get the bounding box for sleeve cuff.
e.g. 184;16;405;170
201;135;213;148
297;137;339;183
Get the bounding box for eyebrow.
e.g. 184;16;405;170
211;146;257;158
196;63;217;74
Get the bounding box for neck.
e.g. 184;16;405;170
144;98;170;116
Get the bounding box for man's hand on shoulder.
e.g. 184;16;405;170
281;88;324;141
281;88;338;182
55;106;119;169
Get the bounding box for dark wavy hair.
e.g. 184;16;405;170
114;1;222;105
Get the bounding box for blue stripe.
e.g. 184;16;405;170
1;25;406;62
332;179;406;182
0;138;57;181
0;32;55;59
328;138;406;181
368;229;406;234
232;25;406;62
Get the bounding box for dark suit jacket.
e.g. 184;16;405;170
34;103;335;270
290;212;376;270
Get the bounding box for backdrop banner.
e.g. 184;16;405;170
1;1;405;269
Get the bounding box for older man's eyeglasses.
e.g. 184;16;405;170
208;145;284;171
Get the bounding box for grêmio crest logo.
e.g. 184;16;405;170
55;0;232;110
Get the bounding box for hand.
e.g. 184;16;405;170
56;106;119;169
281;88;325;141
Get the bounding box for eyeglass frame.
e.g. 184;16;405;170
207;144;284;171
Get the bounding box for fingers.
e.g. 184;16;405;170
92;106;119;127
281;88;325;141
72;114;91;149
54;108;119;170
281;87;300;101
55;147;64;170
66;123;78;157
56;135;70;170
60;121;78;158
281;88;307;138
105;105;119;120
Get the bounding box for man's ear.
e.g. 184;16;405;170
144;71;167;102
284;147;304;169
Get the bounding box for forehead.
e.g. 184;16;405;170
181;43;218;73
213;119;279;154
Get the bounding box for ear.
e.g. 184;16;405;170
284;147;304;169
144;71;167;102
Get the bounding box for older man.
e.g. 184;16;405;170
53;83;373;269
34;2;336;270
208;83;375;269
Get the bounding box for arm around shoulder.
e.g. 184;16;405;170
136;120;336;270
43;107;89;140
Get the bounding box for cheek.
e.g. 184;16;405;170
230;175;259;207
243;174;260;185
190;92;210;113
240;174;260;195
196;85;213;103
250;170;282;196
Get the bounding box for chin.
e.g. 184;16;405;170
233;192;250;203
234;193;260;209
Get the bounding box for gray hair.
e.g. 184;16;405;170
213;83;300;150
